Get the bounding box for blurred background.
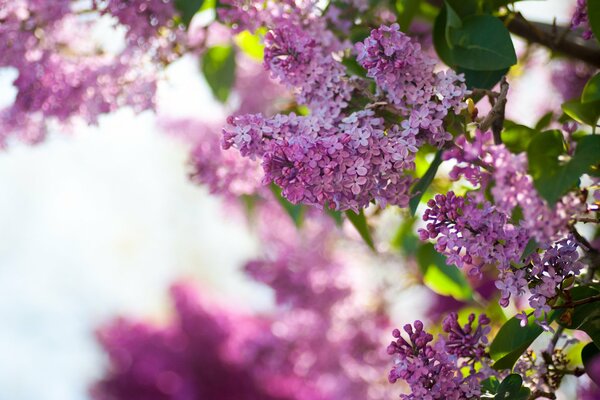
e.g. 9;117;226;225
0;1;577;399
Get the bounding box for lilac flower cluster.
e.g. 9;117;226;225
527;236;583;320
419;191;529;277
442;312;491;366
262;17;352;120
93;283;300;400
387;316;491;399
0;1;160;146
445;130;584;246
571;0;593;40
356;23;468;147
223;110;417;211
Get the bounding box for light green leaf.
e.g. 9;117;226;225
234;29;265;61
409;150;444;215
345;209;375;251
562;99;600;127
201;45;236;103
582;73;600;104
270;184;304;228
417;243;473;301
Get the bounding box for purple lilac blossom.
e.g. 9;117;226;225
571;0;593;40
418;191;529;278
356;23;468;147
445;130;585;246
387;317;491;399
222;110;417;211
551;61;595;101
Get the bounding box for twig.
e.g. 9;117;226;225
503;13;600;68
552;293;600;309
478;77;509;144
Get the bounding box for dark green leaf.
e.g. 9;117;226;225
417;243;473;300
532;135;600;205
342;57;367;78
270;184;304;228
588;1;600;42
490;312;544;370
520;238;538;260
582;342;600;385
175;0;205;26
495;374;530;400
345;209;376;251
562;99;600;127
458;67;508;90
350;26;371;43
582;73;600;104
201;45;236;103
444;1;462;49
445;0;479;17
433;6;457;67
526;129;564;180
409;150;444;215
449;15;517;70
481;376;500;395
501;121;537;154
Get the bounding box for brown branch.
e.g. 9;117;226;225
503;13;600;68
552;293;600;309
478;77;509;144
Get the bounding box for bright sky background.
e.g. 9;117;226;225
0;1;576;399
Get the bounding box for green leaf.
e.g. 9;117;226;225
409;150;444;215
588;1;600;42
444;1;462;49
345;209;375;251
270;184;304;228
534;111;554;131
175;0;205;26
481;376;500;396
532;135;600;205
201;45;236;103
342;57;367;78
495;374;530;400
556;285;600;348
526;129;564;180
459;67;508;90
234;30;264;61
582;342;600;385
519;238;538;264
390;217;419;256
449;15;517;70
417;243;473;301
562;99;600;127
395;0;421;32
582;73;600;104
490;312;544;370
501;121;537;154
445;0;479;17
433;6;457;67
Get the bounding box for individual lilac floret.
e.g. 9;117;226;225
223;111;417;211
419;191;529;277
356;23;468;147
387;319;490;399
571;0;593;40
